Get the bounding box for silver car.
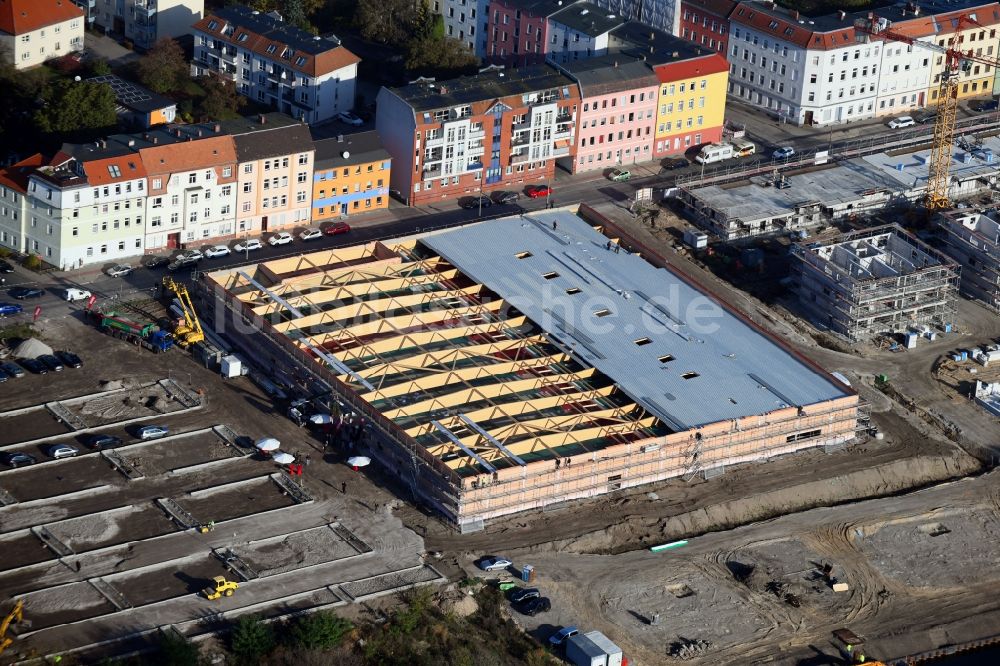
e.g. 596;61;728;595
137;425;169;439
47;443;79;459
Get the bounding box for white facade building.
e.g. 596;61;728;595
434;0;490;56
0;0;84;70
93;0;203;51
875;40;932;116
191;7;360;125
545;2;622;64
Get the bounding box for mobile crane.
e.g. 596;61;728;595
0;599;24;656
161;276;205;348
856;8;1000;210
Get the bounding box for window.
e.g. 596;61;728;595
681;371;700;379
188;174;197;184
107;165;121;178
222;167;232;177
594;308;611;318
634;338;652;346
243;164;253;174
516;251;533;259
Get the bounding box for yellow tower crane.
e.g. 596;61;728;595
162;276;205;348
0;599;24;656
856;11;1000;210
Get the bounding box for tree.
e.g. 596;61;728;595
34;80;117;134
152;630;201;666
89;57;112;76
137;38;189;94
406;36;479;74
356;0;421;45
230;615;276;665
288;611;353;650
196;75;246;120
283;0;311;32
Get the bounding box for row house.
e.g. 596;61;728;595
93;0;203;51
312;132;391;220
432;0;490;56
678;0;737;54
0;155;45;259
546;2;623;64
191;6;360;124
727;1;1000;126
221;113;315;237
376;65;578;207
485;0;564;67
1;0;83;70
557;56;659;172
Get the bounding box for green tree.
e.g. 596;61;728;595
136;38;189;94
406;36;479;74
288;611;353;650
355;0;420;45
89;57;112;76
34;80;117;134
195;75;246;120
230;615;276;665
283;0;311;31
152;630;201;666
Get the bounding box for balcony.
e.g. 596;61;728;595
511;151;530;164
421;165;443;179
425;134;445;147
467;160;483;171
552;145;571;157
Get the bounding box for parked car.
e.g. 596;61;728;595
268;232;294;246
144;255;170;269
1;452;36;468
887;116;915;129
299;228;323;241
179;249;203;262
234;238;264;253
477;556;513;571
509;587;541;604
525;184;552;199
19;358;47;374
548;626;579;647
0;302;23;317
46;443;79;459
85;434;122;450
915;112;937;125
1;361;25;378
0;259;14;273
460;195;492;210
609;168;631;182
38;354;64;372
167;256;199;272
64;288;92;302
514;596;551;616
137;425;170;439
203;245;231;259
0;370;7;383
772;146;796;160
337;111;364;126
106;264;132;278
661;157;690;171
491;191;520;204
324;221;351;236
8;287;43;299
970;98;1000;112
56;350;82;368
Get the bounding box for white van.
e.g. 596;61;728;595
731;139;756;157
695;143;735;164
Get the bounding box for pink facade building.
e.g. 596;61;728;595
558;56;660;174
485;0;563;67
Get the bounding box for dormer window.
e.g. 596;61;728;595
107;165;121;178
207;20;218;30
237;32;248;42
295;56;306;66
266;44;277;54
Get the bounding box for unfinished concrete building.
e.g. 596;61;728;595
791;225;960;342
937;209;1000;312
204;210;861;531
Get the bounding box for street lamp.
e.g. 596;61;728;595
243;228;249;262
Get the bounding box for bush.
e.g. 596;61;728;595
288;611;353;650
152;630;201;666
22;254;41;270
230;615;276;665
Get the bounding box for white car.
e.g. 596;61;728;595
106;264;132;278
299;228;323;241
477;555;513;571
179;249;203;262
772;146;795;160
233;238;263;252
337;111;363;126
268;232;294;246
203;245;231;259
888;116;915;129
64;288;92;302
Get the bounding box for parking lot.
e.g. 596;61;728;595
0;311;441;662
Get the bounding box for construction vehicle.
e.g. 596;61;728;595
0;599;24;656
90;310;174;353
161;277;205;348
856;9;1000;210
202;576;239;600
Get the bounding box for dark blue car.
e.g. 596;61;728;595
0;302;23;317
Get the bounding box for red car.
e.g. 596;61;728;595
525;184;552;198
324;221;351;236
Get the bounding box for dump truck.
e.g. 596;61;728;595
202;576;238;600
91;310;174;353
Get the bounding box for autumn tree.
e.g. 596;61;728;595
136;38;189;94
195;75;246;120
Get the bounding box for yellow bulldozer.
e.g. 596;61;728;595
202;576;239;600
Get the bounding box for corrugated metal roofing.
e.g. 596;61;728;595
421;213;848;430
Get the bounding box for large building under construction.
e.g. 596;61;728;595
791;225;960;342
204;211;861;530
937;209;1000;312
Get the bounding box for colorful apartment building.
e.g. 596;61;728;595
221;113;315;236
0;0;84;70
312;132;390;221
653;50;729;156
376;65;578;207
678;0;737;54
485;0;563;67
558;55;660;173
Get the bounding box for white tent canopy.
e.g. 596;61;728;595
272;451;295;465
255;437;280;452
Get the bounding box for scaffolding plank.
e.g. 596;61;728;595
270;472;313;503
157;498;199;530
431;420;496;473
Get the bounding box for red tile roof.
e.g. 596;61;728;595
83;154;148;186
0;153;45;193
0;0;83;36
655;52;730;82
138;135;237;176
